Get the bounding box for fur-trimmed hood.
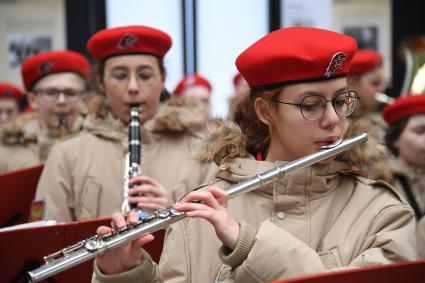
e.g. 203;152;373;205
370;155;425;184
1;112;84;146
149;96;207;134
84;96;208;141
197;118;387;177
1;112;39;145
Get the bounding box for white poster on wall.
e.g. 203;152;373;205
343;26;378;50
6;34;52;69
282;0;332;29
333;0;392;80
0;0;65;87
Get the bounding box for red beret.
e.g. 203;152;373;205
349;49;382;75
383;95;425;124
87;25;172;61
173;74;212;96
0;82;24;101
21;50;90;90
236;27;357;89
233;73;243;87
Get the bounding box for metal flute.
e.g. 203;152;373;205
375;92;394;106
27;133;368;283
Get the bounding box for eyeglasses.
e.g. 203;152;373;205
271;91;360;121
33;88;85;102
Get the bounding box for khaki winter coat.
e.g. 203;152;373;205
0;112;83;173
93;120;417;283
35;98;218;222
386;158;425;216
381;158;425;258
417;217;425;258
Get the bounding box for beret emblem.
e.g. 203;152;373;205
325;52;346;78
2;90;13;97
38;61;53;75
117;34;138;50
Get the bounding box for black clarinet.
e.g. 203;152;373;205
121;104;144;213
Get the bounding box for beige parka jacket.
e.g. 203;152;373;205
0;112;83;173
93;119;417;283
386;158;425;217
417;217;425;258
378;157;425;258
35;98;218;222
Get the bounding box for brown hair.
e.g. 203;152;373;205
384;116;409;156
233;87;281;156
86;56;168;118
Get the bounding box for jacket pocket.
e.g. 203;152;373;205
79;179;101;219
318;248;343;270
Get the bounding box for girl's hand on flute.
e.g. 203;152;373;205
128;176;171;212
95;211;154;275
173;187;240;250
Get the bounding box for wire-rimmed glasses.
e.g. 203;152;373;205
33;88;85;102
272;91;359;121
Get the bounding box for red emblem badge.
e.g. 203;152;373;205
38;61;53;75
324;52;346;78
117;34;138;50
2;90;13;98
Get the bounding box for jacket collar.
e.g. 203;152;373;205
83;112;152;146
82;96;207;145
1;112;83;145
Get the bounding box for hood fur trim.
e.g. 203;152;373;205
84;94;207;134
197;117;387;172
1;112;39;145
197;119;247;166
337;117;388;171
150;96;207;133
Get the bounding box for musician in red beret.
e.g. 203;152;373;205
348;49;388;141
173;73;212;118
93;27;416;283
348;50;386;110
0;50;89;173
34;25;216;223
228;72;249;119
380;94;425;257
349;50;382;76
0;82;24;125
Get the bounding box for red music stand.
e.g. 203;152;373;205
269;260;425;283
0;217;165;283
0;165;44;228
